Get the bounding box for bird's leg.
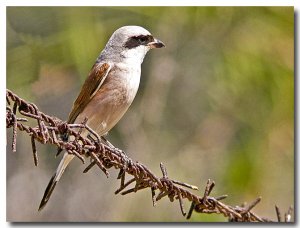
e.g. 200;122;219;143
55;133;68;157
101;135;128;158
99;135;132;179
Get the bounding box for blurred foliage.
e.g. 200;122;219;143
6;7;293;222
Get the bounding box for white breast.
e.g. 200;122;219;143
75;62;141;136
114;62;141;103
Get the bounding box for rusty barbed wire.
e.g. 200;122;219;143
6;89;293;222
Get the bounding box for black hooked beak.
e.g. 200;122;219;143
148;38;165;49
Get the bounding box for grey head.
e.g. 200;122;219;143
98;25;165;65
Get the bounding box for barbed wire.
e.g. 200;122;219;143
6;89;293;222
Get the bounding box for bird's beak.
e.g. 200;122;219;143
148;38;165;49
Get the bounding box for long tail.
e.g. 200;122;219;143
38;153;75;211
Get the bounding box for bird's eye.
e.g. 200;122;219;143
137;36;148;44
135;35;153;45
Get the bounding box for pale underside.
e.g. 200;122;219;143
74;62;141;137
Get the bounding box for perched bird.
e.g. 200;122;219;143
38;25;165;211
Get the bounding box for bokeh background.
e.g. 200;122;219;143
6;7;294;222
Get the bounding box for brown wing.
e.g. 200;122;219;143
67;63;111;124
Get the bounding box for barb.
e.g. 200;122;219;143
6;89;293;222
31;136;38;166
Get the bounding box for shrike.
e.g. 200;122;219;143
38;25;165;211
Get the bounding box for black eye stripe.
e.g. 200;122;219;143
136;35;154;44
124;35;154;49
133;35;152;43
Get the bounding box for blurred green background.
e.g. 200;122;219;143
6;7;294;222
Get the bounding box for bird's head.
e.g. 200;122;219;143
102;25;165;64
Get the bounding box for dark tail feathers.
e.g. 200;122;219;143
38;174;57;211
